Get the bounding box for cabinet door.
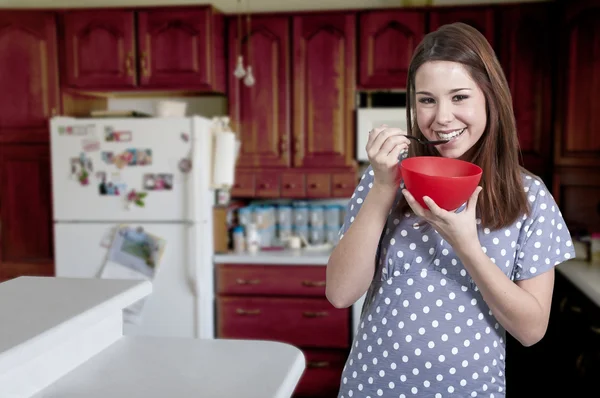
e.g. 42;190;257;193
228;16;291;168
137;8;224;91
359;10;425;89
554;2;600;167
62;10;136;88
428;8;495;47
498;4;554;184
293;13;356;169
0;12;59;142
0;145;54;282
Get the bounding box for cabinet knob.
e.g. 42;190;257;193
259;183;270;189
302;280;326;287
140;51;150;77
307;361;330;369
302;311;328;318
235;278;261;285
235;308;261;315
284;183;296;189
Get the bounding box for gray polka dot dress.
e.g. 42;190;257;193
337;164;576;398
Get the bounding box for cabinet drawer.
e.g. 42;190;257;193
294;349;347;397
216;264;327;296
306;173;331;198
553;168;600;232
216;296;350;349
281;173;306;197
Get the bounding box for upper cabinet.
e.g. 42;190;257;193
60;7;226;93
554;0;600;168
428;7;495;47
498;3;554;184
0;12;59;142
358;10;425;89
228;16;291;169
62;10;136;88
293;13;356;169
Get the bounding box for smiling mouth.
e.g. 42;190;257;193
435;128;466;141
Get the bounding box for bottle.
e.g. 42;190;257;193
232;225;245;253
246;223;260;254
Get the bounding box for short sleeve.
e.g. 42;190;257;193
338;165;374;239
513;176;576;280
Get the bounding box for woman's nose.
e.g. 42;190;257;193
435;101;454;125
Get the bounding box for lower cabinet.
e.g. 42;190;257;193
215;263;351;397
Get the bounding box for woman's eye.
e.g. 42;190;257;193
453;94;469;102
418;97;434;104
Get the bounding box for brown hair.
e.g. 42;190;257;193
399;22;529;230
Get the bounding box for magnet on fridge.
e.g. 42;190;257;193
82;138;100;152
124;148;152;166
105;126;132;142
70;153;92;185
101;151;114;165
181;132;189;142
143;173;173;191
178;158;192;173
126;189;147;208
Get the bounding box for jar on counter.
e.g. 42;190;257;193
232;225;245;253
246;223;260;254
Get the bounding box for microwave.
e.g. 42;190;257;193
355;92;408;162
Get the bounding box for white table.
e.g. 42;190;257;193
0;276;305;398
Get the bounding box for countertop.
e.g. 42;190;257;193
0;276;150;375
33;336;305;398
556;260;600;307
214;248;332;265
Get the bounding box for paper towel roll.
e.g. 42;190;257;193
212;131;237;189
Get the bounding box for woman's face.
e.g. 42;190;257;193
414;60;487;159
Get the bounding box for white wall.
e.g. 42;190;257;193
0;0;550;12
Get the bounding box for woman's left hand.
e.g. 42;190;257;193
402;186;483;253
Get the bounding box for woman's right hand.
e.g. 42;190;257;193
365;124;411;189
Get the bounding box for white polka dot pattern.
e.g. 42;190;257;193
336;165;575;398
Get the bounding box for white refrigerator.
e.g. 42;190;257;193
49;115;217;340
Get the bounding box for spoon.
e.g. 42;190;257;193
404;135;450;146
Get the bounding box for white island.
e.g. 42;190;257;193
0;276;305;398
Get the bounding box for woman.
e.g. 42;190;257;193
327;22;575;398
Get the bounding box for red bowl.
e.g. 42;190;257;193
400;156;482;211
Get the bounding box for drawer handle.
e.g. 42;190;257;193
307;361;330;369
335;183;348;188
236;308;261;315
259;183;270;189
309;183;319;189
284;183;296;189
302;280;326;287
235;278;261;285
303;311;328;318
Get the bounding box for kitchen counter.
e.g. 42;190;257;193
556;259;600;307
0;276;305;398
32;337;305;398
214;248;332;265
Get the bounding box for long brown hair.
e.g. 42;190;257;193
398;22;529;230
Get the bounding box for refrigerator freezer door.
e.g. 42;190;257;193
54;223;213;339
50;117;199;222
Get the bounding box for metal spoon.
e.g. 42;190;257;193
404;135;449;146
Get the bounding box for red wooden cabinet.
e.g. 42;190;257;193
498;3;553;183
358;10;425;89
215;263;350;398
0;12;59;143
60;7;225;92
293;13;356;169
62;10;136;88
0;145;54;282
228;16;291;168
554;0;600;168
137;8;225;91
428;7;495;47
